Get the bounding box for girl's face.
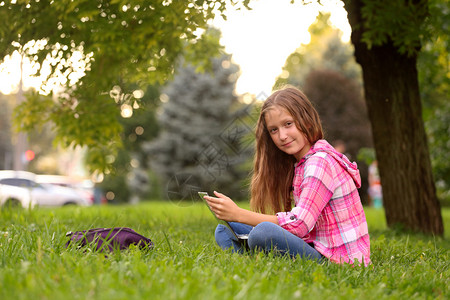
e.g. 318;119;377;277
264;105;311;162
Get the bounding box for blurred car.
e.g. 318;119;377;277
0;170;92;207
0;182;36;209
35;174;95;205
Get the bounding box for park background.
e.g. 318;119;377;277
0;0;448;298
0;0;448;208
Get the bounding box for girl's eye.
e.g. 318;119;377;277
269;128;278;133
286;122;293;126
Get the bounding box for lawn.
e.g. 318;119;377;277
0;201;448;300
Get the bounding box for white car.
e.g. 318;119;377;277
35;174;95;205
0;170;91;207
0;183;36;208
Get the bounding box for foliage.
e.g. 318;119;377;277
357;147;376;166
143;53;254;201
302;70;372;203
425;101;450;205
417;0;450;204
95;84;162;203
303;70;371;159
359;0;428;55
0;93;14;169
273;12;362;90
0;203;448;299
0;0;250;173
418;0;450;113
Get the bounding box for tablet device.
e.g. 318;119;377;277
198;192;249;242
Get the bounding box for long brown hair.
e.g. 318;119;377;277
250;87;324;214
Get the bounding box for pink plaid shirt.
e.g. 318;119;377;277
276;140;371;266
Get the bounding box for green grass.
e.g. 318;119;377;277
0;202;449;300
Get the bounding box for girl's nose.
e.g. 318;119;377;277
279;128;288;140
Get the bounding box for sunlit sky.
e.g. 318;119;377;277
211;0;350;98
0;0;351;99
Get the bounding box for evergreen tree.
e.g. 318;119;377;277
143;54;254;202
0;0;251;172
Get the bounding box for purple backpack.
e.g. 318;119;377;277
65;227;153;252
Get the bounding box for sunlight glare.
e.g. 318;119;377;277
212;0;350;97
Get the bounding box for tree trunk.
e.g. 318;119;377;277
344;0;443;235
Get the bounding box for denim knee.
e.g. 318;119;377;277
215;224;248;253
214;224;229;243
247;222;278;250
248;222;324;261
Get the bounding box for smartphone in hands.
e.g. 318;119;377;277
198;192;248;242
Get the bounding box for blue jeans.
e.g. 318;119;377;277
214;222;324;261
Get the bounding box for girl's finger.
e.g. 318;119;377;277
205;196;218;204
213;191;225;198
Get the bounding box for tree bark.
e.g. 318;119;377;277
343;0;443;235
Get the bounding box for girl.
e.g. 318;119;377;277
204;86;371;266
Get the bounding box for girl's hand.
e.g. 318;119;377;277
204;191;241;222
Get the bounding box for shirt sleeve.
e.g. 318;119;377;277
276;154;335;238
